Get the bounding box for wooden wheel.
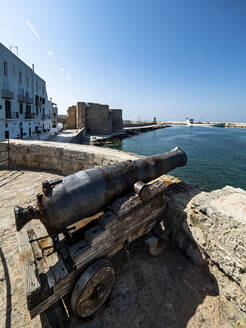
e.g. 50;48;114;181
71;258;116;318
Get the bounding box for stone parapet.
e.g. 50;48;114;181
0;139;140;175
165;181;246;312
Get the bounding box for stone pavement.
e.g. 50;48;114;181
47;130;81;143
0;169;245;328
0;169;63;328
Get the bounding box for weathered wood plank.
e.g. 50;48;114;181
98;210;118;229
30;270;78;318
111;181;165;216
28;229;53;299
29;222;69;291
70;181;166;266
16;223;42;308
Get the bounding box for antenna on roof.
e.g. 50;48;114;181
10;45;18;57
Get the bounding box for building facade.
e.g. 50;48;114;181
65;101;123;134
0;42;53;140
48;100;58;129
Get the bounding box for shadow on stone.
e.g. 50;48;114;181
0;247;12;328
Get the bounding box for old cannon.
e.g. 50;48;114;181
15;147;187;319
15;146;187;235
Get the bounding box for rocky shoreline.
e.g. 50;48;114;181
90;123;170;146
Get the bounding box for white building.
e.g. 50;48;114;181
48;99;58;134
0;42;54;140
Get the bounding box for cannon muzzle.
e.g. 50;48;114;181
15;147;187;234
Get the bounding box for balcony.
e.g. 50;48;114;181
35;95;44;106
26;95;33;104
6;112;19;119
24;113;35;119
35;99;42;106
1;89;14;99
41;114;50;120
18;94;26;102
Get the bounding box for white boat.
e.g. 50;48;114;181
185;118;194;125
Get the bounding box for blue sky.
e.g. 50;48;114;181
0;0;245;121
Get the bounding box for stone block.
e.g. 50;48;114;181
0;151;8;161
63;149;78;160
77;151;85;161
166;183;246;311
40;145;55;156
27;161;40;170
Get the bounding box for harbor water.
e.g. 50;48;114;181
107;125;246;191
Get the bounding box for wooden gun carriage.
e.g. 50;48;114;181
15;148;187;319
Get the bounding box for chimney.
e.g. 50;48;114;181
32;64;34;72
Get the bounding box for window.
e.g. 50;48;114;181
42;86;44;95
36;107;38;115
5;100;11;118
5;100;11;112
19;103;23;114
36;82;38;92
26;76;29;88
19;72;22;84
4;61;8;77
26;104;31;114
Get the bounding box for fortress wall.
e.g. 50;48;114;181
0;139;139;175
165;180;246;313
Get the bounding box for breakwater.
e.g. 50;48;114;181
161;121;246;128
106;125;246;192
90;123;169;146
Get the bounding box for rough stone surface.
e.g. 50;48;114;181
166;182;246;313
0;169;245;327
0;139;140;174
0;169;63;328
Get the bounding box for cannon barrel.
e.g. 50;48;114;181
14;146;187;234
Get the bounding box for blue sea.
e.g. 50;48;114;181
107;125;246;191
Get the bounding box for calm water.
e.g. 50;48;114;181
107;125;246;191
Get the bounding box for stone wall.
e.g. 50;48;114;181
76;102;86;129
111;109;123;131
0;139;139;175
65;106;76;129
123;121;157;127
86;103;112;134
69;127;86;144
165;179;246;313
64;102;123;135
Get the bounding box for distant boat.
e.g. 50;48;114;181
185;118;194;125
